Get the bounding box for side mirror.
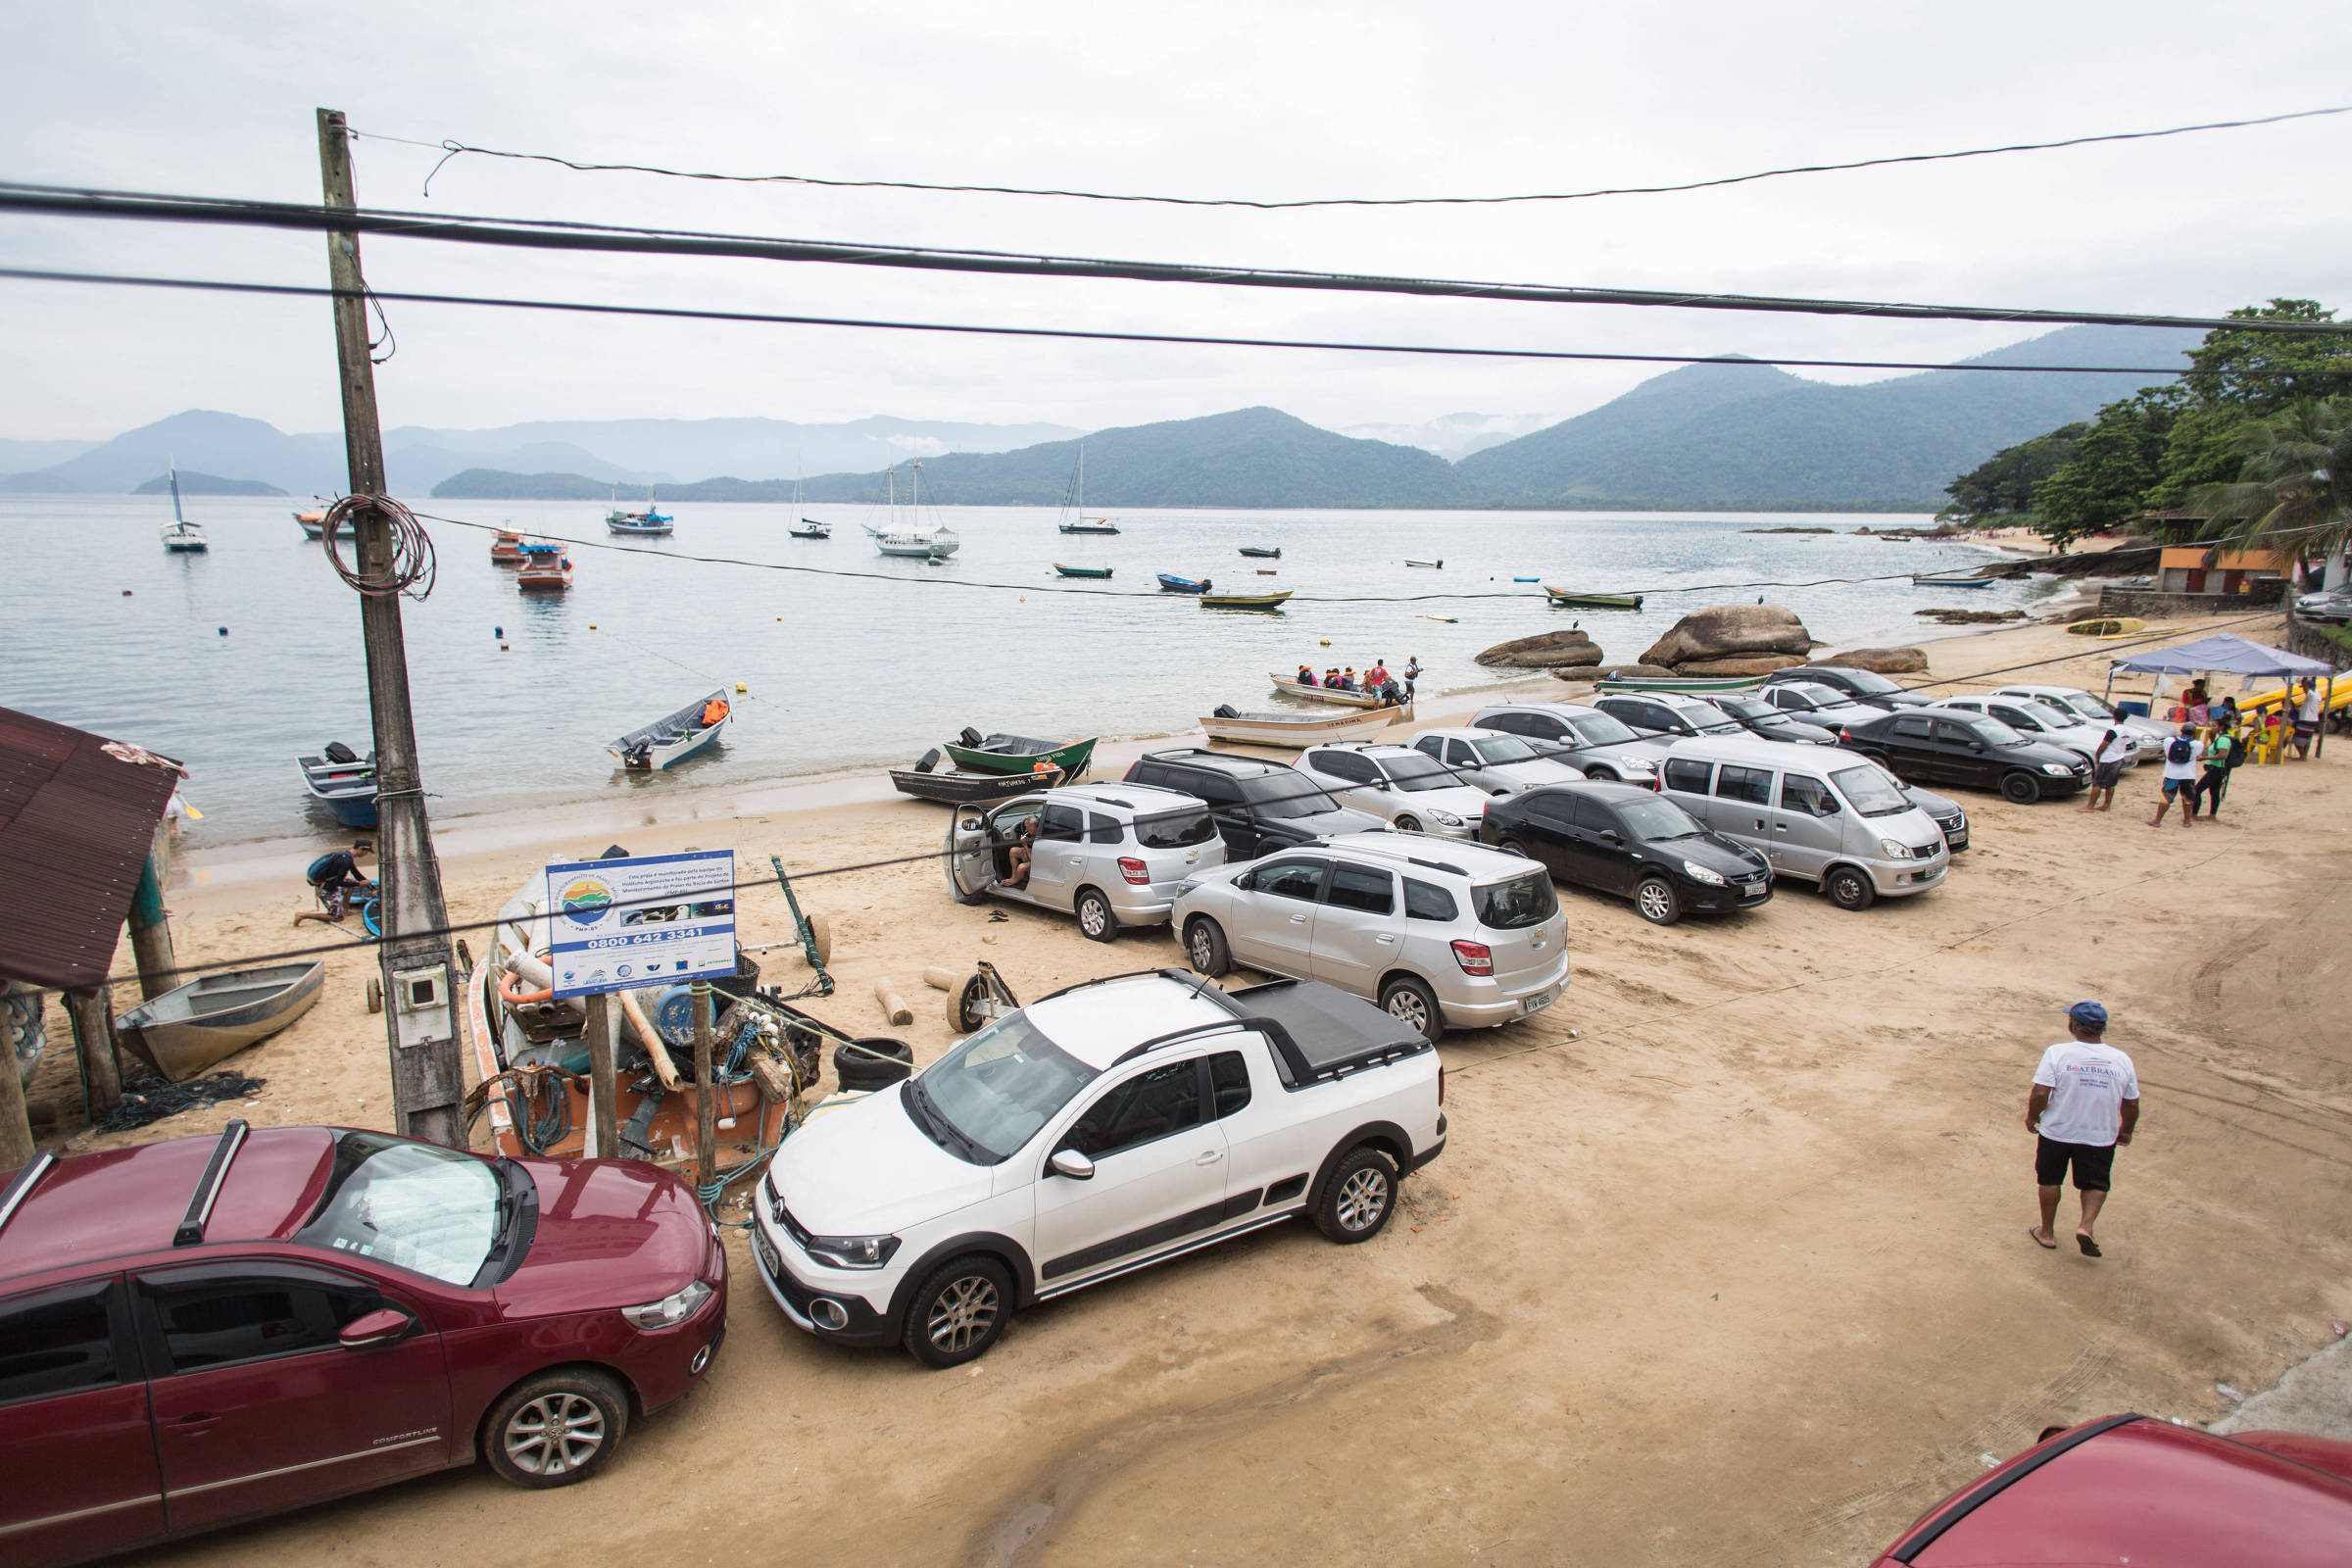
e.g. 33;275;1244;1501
1375;780;1392;792
339;1306;412;1350
1598;828;1621;843
1049;1150;1096;1181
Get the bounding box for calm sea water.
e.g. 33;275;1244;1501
0;495;2037;845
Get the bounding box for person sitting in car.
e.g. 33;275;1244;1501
1005;815;1039;888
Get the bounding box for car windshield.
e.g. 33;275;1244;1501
1676;706;1741;733
913;1012;1098;1163
1968;717;2026;746
1566;713;1640;746
1382;752;1459;793
1134;807;1216;848
1471;735;1539;764
2053;693;2114;721
1244;771;1344;819
1791;684;1849;707
1473;870;1557;930
1831;764;1912;818
1618;798;1705;840
1836;669;1903;696
1714;697;1774;720
295;1132;501;1286
2021;702;2083;728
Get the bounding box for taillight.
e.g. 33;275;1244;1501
1438;1063;1446;1104
1117;857;1151;885
1839;728;1852;743
1450;940;1493;975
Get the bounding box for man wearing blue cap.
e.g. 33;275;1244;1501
2027;1001;2140;1256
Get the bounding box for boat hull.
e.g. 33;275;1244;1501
608;521;674;536
1054;564;1113;578
1913;575;1996;588
1200;591;1292;609
611;690;731;769
1059;523;1120;534
1202;704;1410;745
1544;588;1644;610
1268;674;1390;708
1156;574;1210;593
890;766;1060;804
116;962;324;1081
1238;547;1281;559
941;737;1098;779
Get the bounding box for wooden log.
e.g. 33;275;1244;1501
748;1053;793;1103
65;987;122;1117
692;985;716;1189
616;986;681;1090
874;979;913;1027
921;965;959;992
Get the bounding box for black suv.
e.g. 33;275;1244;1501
1124;749;1383;860
1761;665;1936;710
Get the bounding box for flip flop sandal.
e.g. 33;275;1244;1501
2076;1234;2103;1257
2029;1228;2057;1250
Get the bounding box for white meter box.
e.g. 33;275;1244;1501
545;849;736;1000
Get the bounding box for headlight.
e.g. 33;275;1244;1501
2040;762;2070;775
1879;838;1909;858
804;1233;902;1270
621;1279;713;1329
1621;759;1656;775
1429;809;1465;827
1681;860;1726;886
1176;877;1202;896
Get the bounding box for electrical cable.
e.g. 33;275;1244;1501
5;181;2348;335
349;104;2352;211
320;493;436;600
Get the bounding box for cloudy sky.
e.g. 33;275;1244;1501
2;1;2347;442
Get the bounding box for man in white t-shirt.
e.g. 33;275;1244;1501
2027;1001;2140;1257
2147;725;2199;829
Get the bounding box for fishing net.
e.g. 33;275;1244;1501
98;1071;269;1133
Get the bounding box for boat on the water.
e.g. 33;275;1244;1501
115;961;324;1082
1201;703;1411;745
489;529;527;565
516;542;573;591
1544;587;1644;610
1913;572;1997;588
940;732;1098;780
1157;573;1212;594
298;744;378;827
789;518;831;540
1201;589;1292;610
159;466;208;553
867;461;959;559
1594;673;1764;694
1405;558;1443;569
607;491;675;535
1268;673;1393;708
891;748;1064;804
611;690;732;770
1054;443;1120;533
1054;563;1114;579
295;499;351;539
1060;520;1120;534
1239;546;1281;559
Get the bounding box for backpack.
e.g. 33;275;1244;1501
2227;734;2248;767
2166;737;2194;765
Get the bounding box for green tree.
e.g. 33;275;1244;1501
2190;398;2352;574
2180;299;2352;411
2029;391;2177;550
1938;422;2085;523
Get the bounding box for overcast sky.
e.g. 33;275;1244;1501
2;1;2347;442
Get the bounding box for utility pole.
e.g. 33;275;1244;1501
317;108;464;1149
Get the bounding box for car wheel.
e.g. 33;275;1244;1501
1635;874;1681;925
1075;888;1118;943
835;1036;913;1090
1584;766;1618;783
483;1368;629;1489
1393;813;1422;833
1379;975;1444;1042
2000;771;2042;804
1314;1145;1399;1244
1497;837;1533;858
951;972;989;1033
903;1254;1011;1368
1185;915;1231;978
1825;866;1876;911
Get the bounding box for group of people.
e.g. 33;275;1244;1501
1294;657;1418;698
2137;676;2329;829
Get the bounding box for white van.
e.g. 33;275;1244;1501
1656;736;1949;910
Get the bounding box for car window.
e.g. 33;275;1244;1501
1479;712;1531;737
1766;688;1806;710
1618;797;1704;840
1382;753;1457;792
1831;764;1912;817
1086;812;1123;845
1446;739;1480;766
1968;716;2026;746
141;1270;384;1374
1038;804;1085;843
1890;715;1932;739
1251;859;1328;902
1779;773;1839;817
0;1281;119;1406
1791;684;1847;707
1245;770;1344;820
1661;758;1712;794
1208;1052;1251;1119
1326;863;1396;914
1715;697;1770;720
917;1013;1097;1162
1472;735;1538;764
1566;713;1640;746
1058;1059;1201;1160
1315;751;1380;785
1523;789;1576;824
1943;699;1983;712
1715;764;1774;805
1566;792;1613;831
1988;705;2039;731
1838;669;1903;696
294;1132;501;1286
1402;878;1457;921
1474;871;1558;930
1133;807;1217;849
1411;735;1443;760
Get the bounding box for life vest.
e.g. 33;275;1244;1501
701;699;730;726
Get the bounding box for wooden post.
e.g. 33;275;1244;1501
318;108;464;1148
692;983;715;1189
583;993;617;1159
127;827;177;1002
0;986;31;1170
64;988;122;1117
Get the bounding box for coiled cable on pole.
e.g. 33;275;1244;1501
321;492;437;600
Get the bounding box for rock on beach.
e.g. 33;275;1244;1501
1821;647;1929;674
1640;604;1814;672
1476;629;1603;670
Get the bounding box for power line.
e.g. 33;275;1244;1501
349;103;2352;211
3;179;2346;335
0;267;2234;381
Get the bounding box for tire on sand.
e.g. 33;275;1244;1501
483;1367;629;1489
1314;1145;1400;1244
903;1254;1012;1368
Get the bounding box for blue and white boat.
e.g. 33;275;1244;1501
1156;573;1211;594
298;744;378;827
607;490;675;535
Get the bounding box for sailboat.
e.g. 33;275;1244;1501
1056;444;1119;534
159;463;208;553
607;488;674;535
786;462;829;538
865;462;959;561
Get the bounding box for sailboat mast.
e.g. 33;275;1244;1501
169;461;185;524
1077;444;1084;512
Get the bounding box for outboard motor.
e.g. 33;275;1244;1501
958;726;985;748
322;740;359;764
1212;704;1240;719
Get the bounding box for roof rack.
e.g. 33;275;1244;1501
173;1119;250;1248
1325;829;1468;876
1138;747;1277;769
0;1150;56;1242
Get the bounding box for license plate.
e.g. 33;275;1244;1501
1949;834;1969;850
754;1230;781;1278
1919;864;1941;880
1742;879;1767;895
1521;984;1559;1016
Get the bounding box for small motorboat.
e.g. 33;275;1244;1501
1913;572;1997;588
1255;568;1279;575
516;542;573;591
1157;573;1212;594
891;748;1063;804
115;961;325;1082
1059;519;1121;535
1544;587;1644;611
1238;546;1282;559
789;518;832;540
611;691;732;770
1200;589;1292;610
940;731;1098;780
1404;559;1443;569
607;492;675;535
159;465;207;553
1201;703;1411;745
870;525;959;560
295;499;351;540
1513;575;1540;583
298;744;378;827
1268;674;1393;709
489;530;527;565
1054;563;1114;579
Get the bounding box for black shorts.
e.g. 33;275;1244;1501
2035;1136;2117;1192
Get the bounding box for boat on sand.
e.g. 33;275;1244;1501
1202;703;1410;745
116;962;323;1081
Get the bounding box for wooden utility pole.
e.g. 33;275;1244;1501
317;108;464;1149
692;984;716;1188
0;990;31;1170
64;989;122;1117
583;993;617;1157
126;826;177;1002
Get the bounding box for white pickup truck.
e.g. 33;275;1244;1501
751;969;1447;1366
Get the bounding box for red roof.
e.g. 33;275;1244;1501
0;706;181;989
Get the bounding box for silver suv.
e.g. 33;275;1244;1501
1297;743;1500;839
1408;727;1588;793
947;782;1225;940
1172;831;1570;1040
1468;702;1671;783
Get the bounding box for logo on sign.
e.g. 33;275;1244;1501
617;963;633;979
559;876;616;927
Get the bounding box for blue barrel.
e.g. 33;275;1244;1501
2118;700;2150;717
650;984;700;1047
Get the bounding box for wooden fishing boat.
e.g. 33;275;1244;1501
1268;673;1391;708
1544;587;1644;610
116;961;324;1081
297;746;378;827
1239;546;1282;559
1201;589;1292;610
516;542;573;591
1054;563;1114;579
1913;572;1996;588
1201;703;1411;745
891;749;1063;804
1255;568;1279;575
606;491;674;534
940;733;1098;779
489;530;527;565
1593;673;1764;694
610;690;731;770
1157;572;1211;594
1405;559;1443;569
789;519;831;539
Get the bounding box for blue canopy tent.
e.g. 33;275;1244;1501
2108;634;2338;757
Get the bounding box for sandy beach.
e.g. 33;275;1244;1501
45;606;2352;1566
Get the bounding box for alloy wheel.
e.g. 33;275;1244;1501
927;1274;1002;1353
1385;989;1430;1032
1189;925;1213;968
1080;898;1107;937
1336;1168;1389;1232
502;1393;606;1477
1639;882;1673;921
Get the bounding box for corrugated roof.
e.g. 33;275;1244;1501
0;706;180;989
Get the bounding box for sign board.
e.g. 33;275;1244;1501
545;850;736;1000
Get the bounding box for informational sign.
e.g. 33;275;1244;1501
545;849;736;1001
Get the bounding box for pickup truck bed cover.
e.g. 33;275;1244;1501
1214;978;1430;1082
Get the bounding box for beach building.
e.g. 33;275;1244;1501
2155;546;2289;596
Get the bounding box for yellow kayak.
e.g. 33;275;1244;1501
2065;616;2146;637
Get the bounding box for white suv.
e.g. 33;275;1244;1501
1297;742;1498;839
1408;727;1588;794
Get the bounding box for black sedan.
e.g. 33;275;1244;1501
1839;710;2090;803
1762;664;1936;711
1481;782;1773;925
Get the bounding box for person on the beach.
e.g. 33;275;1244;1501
1367;660;1389;694
295;840;374;924
2192;726;2232;819
2292;678;2322;759
2082;727;2128;813
1403;657;1421;695
1004;816;1038;889
2027;1001;2138;1258
2215;695;2239;735
2149;725;2199;829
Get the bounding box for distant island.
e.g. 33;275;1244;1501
132;470;287;497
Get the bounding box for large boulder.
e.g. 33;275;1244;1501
1476;628;1603;670
1641;604;1814;669
1674;653;1810;677
1585;662;1681;682
1823;647;1929;675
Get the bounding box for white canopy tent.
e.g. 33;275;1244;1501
2107;634;2339;758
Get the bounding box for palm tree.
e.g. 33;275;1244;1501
2191;398;2352;582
